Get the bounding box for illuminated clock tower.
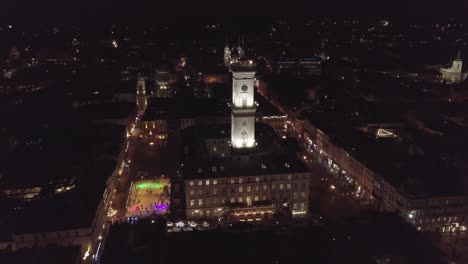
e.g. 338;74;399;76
231;60;256;149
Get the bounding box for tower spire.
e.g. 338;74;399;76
456;46;462;61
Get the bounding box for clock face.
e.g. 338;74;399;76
241;85;248;92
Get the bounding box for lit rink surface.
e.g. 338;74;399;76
126;178;170;218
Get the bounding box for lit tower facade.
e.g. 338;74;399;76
231;60;256;149
136;76;147;114
441;47;463;74
453;48;463;73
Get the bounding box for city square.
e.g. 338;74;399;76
126;178;170;218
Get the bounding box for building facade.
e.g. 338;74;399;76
297;118;468;233
185;171;311;222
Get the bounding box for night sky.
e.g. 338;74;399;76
2;0;468;22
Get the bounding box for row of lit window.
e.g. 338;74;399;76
190;179;219;186
197;166;225;173
189;175;307;187
189;192;307;207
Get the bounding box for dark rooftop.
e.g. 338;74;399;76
101;212;449;264
329;126;467;199
0;123;125;234
180;123;309;180
77;102;136;121
0;246;81;264
142;97;230;121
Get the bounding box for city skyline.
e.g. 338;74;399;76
1;14;468;264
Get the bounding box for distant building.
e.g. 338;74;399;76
224;35;246;67
298;58;322;76
136;77;147;114
203;73;229;84
154;64;177;98
440;47;467;84
276;57;322;76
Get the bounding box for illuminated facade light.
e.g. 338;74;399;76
83;245;91;260
376;128;396;138
231;66;257;149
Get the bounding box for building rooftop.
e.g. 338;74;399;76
182;153;309;180
141;92;282;122
0;246;81;264
101;212;449;264
0;122;125;234
328;126;467;199
230;60;256;72
77;102;136;121
180;123;309;180
142;97;230;121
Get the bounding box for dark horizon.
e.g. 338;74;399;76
2;0;468;23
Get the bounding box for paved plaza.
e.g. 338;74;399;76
126;178;170;218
